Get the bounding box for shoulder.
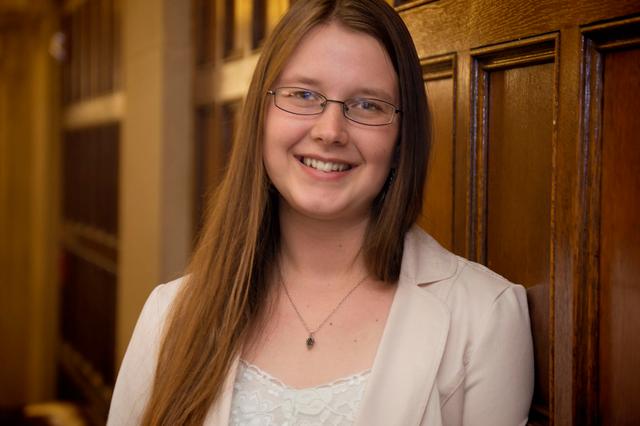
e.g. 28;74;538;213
401;226;526;315
107;277;186;425
128;277;185;345
145;277;185;321
401;226;530;365
400;227;533;411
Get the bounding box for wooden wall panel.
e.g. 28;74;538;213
577;18;640;424
193;100;241;232
471;36;556;424
59;249;116;423
419;55;455;250
60;121;119;421
252;0;267;49
62;0;119;105
222;0;237;58
63;125;119;234
487;62;553;424
60;251;116;386
195;0;216;65
598;46;640;426
485;63;553;286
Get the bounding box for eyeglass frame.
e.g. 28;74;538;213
266;87;402;127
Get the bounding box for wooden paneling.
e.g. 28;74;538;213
59;249;116;423
600;49;640;424
599;46;640;426
60;5;122;360
222;0;237;58
394;0;439;12
195;0;216;65
61;123;120;398
419;54;456;250
62;0;120;105
252;0;267;49
60;251;117;385
470;36;556;424
193;100;240;232
575;18;640;425
63;124;119;235
577;17;640;425
60;114;119;421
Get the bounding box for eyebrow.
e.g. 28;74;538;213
278;75;396;102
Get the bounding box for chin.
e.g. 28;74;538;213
285;197;371;223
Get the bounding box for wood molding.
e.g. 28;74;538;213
421;53;455;80
574;15;640;425
63;91;124;129
59;341;112;424
395;0;439;13
469;32;558;263
62;231;118;275
470;33;559;425
419;53;457;251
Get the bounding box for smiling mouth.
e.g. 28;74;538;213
299;156;353;172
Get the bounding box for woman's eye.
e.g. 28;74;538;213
291;90;317;101
356;100;382;112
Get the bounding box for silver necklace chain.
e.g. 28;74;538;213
279;267;369;350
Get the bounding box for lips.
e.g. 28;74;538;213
299;156;353;172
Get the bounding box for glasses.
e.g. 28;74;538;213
267;87;401;126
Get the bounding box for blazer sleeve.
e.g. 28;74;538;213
461;285;535;426
107;284;169;426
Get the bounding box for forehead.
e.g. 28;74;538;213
276;22;399;101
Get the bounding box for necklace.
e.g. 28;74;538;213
279;267;369;350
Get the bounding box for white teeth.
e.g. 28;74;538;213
302;157;350;172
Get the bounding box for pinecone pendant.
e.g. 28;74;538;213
306;335;315;349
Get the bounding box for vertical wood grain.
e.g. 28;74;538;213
486;62;554;423
485;64;553;289
419;59;455;250
598;46;640;426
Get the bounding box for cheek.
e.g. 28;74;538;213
264;108;309;148
369;127;399;165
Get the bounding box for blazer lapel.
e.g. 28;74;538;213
355;227;456;426
354;277;450;426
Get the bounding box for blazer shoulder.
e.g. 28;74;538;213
107;276;186;426
404;227;520;302
453;258;521;304
153;276;185;316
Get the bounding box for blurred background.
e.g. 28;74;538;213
1;0;639;425
1;0;289;423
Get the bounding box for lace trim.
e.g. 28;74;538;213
229;360;371;425
238;359;372;390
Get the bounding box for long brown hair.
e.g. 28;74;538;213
142;0;429;423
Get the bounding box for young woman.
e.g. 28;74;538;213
108;0;534;425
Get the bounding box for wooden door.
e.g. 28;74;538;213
400;0;640;424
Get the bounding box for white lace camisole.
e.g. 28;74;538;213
229;360;371;425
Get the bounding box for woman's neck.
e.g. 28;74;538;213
277;204;370;290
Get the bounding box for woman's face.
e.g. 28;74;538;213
263;22;400;223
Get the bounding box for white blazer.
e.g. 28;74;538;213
108;227;534;425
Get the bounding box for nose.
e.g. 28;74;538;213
309;101;349;145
